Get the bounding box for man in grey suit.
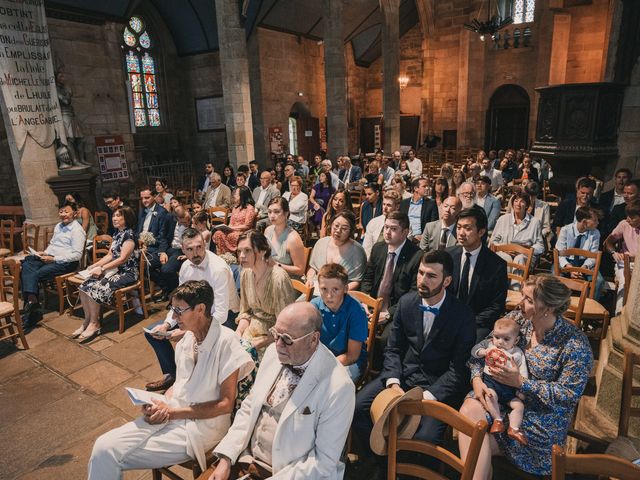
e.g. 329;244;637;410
253;171;281;230
204;172;232;209
420;196;462;252
474;176;501;232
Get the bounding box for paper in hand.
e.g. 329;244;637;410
125;387;168;406
143;326;172;338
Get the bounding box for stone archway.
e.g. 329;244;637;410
486;84;530;151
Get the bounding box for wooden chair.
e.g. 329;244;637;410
555;276;589;328
551;445;640;480
291;278;313;301
491;243;534;310
0;259;27;350
152;450;217;480
207;207;229;225
21;221;40;254
98;251;149;333
553;248;609;337
619;349;640;437
94;211;109;235
302;246;312;273
63;235;113;315
348;291;382;386
0;219;15;257
175;190;191;205
388;400;488;480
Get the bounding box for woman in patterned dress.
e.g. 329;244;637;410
212;186;256;255
458;274;593;478
74;206;139;341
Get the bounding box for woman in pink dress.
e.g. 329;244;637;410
213;186;256;254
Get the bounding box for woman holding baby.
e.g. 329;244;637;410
458;274;593;478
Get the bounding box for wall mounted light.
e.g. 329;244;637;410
398;75;409;90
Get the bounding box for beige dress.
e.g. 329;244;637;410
237;265;296;358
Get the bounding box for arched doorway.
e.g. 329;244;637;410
486;85;530;150
289;102;319;162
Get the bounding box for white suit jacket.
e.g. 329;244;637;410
214;343;355;479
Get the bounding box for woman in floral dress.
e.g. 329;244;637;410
458;274;593;478
74;206;139;341
213;186;256;254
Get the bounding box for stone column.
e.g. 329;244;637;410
214;0;255;169
548;13;571;85
0;107;60;230
380;0;401;154
323;0;348;159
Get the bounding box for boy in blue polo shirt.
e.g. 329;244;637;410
311;263;368;381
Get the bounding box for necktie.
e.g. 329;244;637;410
573;234;583;249
378;251;396;310
267;365;305;406
459;252;472;302
438;227;448;250
419;305;440;315
571;234;585;267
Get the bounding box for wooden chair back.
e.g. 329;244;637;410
94;211;109;235
0;219;15;255
0;259;27;349
291;279;313;302
93;235;113;264
175;190;191;205
619;349;640;437
553;248;602;299
21;222;40;253
623;253;632;307
207;207;229;225
44;226;54;246
303;246;312;273
388;400;488;480
490;243;533;284
551;445;640;480
348;291;382;385
105;250;148;333
554;275;589;328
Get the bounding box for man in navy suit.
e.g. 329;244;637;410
137;186;172;299
446;206;508;341
338;156;362;185
353;249;476;456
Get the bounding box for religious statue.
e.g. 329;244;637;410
55;71;90;170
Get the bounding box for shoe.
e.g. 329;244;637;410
71;322;89;339
79;327;101;343
153;291;170;303
134;306;144;316
507;426;528;446
22;301;38;315
145;374;175;392
490;418;505;434
22;307;43;333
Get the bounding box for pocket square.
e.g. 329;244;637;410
302;406;312;415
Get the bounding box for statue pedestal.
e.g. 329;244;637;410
584;243;640;438
46;173;98;213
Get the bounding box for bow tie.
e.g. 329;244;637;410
283;364;306;377
419;305;440;315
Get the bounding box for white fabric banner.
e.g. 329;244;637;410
0;0;65;150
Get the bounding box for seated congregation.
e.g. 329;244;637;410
1;150;639;480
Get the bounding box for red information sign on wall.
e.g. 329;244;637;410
96;135;129;182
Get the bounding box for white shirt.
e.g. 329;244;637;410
612;190;625;211
483;168;504;190
363;214;386;259
406;158;423;177
166;251;239;328
142;204;158;232
256;188;268;210
45;220;86;263
386;290;447;401
475;194;486;208
171;223;187;249
205;186;220;209
460;245;482;290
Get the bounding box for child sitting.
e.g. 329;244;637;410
472;317;529;445
310;263;368;381
192;210;211;250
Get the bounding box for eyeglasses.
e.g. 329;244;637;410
169;305;193;317
331;224;351;233
269;327;315;346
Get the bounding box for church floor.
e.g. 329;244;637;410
0;304;194;480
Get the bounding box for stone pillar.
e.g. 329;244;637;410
548;13;571;85
323;0;348;159
456;29;471;148
380;0;401;154
214;0;255;169
0;104;60;229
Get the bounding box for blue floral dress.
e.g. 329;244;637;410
79;228;139;305
468;313;593;475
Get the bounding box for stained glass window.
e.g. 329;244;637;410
122;16;161;128
514;0;535;24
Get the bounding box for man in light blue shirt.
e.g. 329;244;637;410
556;206;604;298
21;200;86;330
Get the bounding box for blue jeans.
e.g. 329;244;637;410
21;255;78;298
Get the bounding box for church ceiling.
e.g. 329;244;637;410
45;0;418;65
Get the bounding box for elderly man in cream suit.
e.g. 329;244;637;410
88;281;254;479
205;302;355;480
252;170;281;230
204;172;232;209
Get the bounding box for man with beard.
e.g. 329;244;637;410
353;249;476;459
143;228;239;392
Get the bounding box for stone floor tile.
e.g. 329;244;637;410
44;313;86;336
101;332;155;372
104;375;148;419
138;362;163;382
68;360;133;395
88;338;114;352
28;337;101;375
0;366;76;422
0;350;37;381
22;325;57;348
0;391;118;479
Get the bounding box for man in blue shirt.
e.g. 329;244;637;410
399;177;438;243
311;263;368;381
21;200;86;330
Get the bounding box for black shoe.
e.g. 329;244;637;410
145;374;175;392
22;301;39;315
21;307;42;332
153;292;170;303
